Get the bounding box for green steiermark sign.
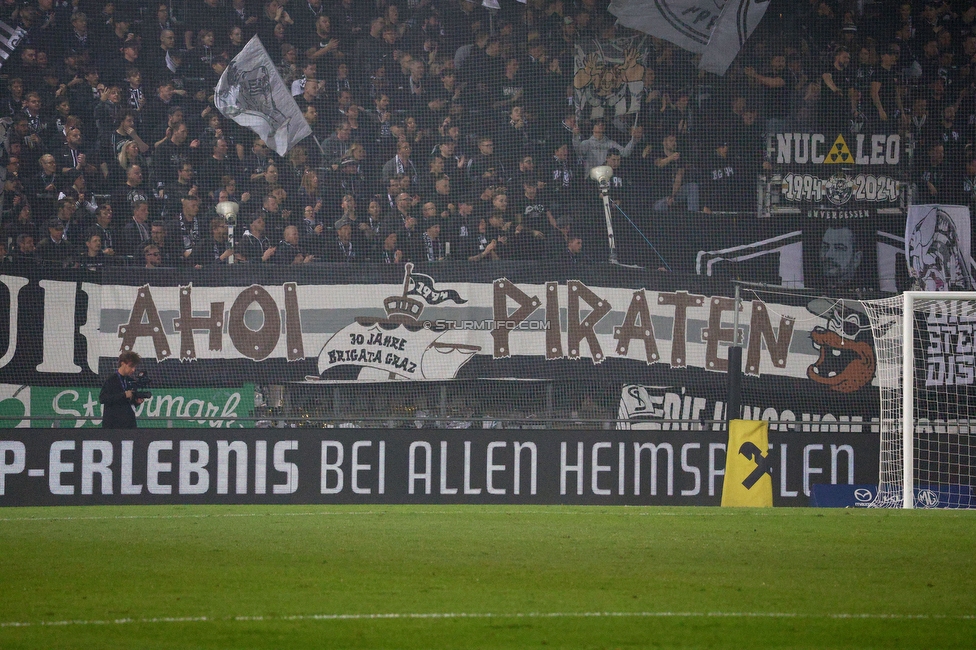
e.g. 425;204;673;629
0;385;256;428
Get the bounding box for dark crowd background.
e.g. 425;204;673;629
0;0;971;282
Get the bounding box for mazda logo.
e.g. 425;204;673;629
916;489;940;508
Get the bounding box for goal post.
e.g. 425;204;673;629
861;291;976;509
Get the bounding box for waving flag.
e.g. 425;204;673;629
906;205;975;291
609;0;771;76
214;36;311;156
407;272;467;305
0;19;27;71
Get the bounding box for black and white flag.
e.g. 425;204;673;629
408;272;467;305
608;0;770;76
214;36;311;156
906;205;975;291
0;19;27;71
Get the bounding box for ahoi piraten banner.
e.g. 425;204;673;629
0;263;884;433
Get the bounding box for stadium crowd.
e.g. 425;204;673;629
1;0;976;271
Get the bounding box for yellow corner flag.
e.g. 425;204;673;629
721;420;773;507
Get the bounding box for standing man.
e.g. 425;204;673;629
744;53;790;135
99;351;144;429
572;121;641;175
650;133;699;213
382;140;419;187
821;48;854;133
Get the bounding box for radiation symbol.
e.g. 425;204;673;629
824;135;853;164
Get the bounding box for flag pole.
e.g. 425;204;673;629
311;134;327;158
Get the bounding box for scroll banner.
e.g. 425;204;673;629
721;419;772;507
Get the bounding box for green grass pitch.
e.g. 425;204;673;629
0;505;973;649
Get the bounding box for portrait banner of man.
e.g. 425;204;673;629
803;220;875;292
906;205;976;292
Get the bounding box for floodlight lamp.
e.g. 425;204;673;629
215;201;240;224
589;165;613;184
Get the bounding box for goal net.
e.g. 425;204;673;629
861;292;976;508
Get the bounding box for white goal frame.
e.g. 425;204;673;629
900;291;976;508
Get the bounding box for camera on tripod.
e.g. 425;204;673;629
132;371;152;400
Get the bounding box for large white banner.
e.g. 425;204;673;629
214;36;311;156
608;0;770;75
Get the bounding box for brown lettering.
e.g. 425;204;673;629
745;301;795;375
118;284;172;360
283;282;304;361
613;290;660;363
544;282;563;360
173;284;224;360
491;279;540;358
228;285;281;361
566;281;611;362
657;291;705;368
702;296;737;373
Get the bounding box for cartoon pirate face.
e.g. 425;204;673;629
806;299;876;393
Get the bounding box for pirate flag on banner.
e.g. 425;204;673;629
214;36;311;156
407;272;467;305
